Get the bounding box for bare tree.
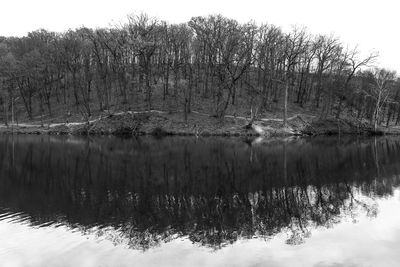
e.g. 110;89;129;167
364;68;396;131
335;49;378;118
283;28;306;126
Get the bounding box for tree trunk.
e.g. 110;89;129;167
283;73;289;127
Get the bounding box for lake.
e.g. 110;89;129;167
1;135;400;267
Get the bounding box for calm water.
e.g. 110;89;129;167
1;135;400;267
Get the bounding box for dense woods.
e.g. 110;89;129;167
0;13;398;128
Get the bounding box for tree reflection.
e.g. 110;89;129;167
0;136;399;249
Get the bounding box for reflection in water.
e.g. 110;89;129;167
1;135;400;265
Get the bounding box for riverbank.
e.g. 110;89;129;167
1;110;400;137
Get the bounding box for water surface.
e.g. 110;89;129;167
1;135;400;266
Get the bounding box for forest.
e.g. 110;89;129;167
0;13;398;130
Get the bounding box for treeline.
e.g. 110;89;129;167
0;13;398;127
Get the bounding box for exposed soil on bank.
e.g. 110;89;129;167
2;110;400;137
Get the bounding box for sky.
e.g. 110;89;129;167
0;0;398;71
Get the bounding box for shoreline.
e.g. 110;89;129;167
1;111;399;137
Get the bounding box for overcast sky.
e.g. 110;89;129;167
0;0;398;71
